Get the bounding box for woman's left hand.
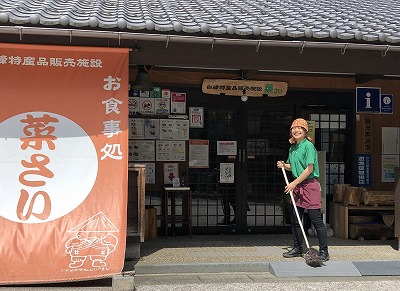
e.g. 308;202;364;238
285;182;297;194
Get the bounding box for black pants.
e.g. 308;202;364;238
289;205;328;252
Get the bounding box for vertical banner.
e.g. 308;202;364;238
0;44;129;283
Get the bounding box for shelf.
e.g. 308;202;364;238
332;202;394;240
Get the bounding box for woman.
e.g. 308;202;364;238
277;118;329;262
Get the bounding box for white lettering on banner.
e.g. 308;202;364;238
100;144;123;160
9;55;22;65
22;57;35;66
100;75;123;160
103;76;121;90
102;98;122;115
0;112;98;223
0;54;103;68
102;120;122;138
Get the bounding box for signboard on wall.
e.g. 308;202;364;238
0;43;129;284
202;79;288;97
381;94;393;114
355;154;372;187
356;87;380;113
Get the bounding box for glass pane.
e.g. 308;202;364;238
330;115;339;121
321;121;330;128
321;114;330;121
331;121;339;129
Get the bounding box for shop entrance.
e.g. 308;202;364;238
187;89;353;235
188;93;294;234
141;88;353;235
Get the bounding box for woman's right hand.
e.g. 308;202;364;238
276;160;285;169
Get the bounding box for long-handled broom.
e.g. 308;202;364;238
281;167;324;267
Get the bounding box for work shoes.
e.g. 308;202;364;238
283;248;303;258
318;250;330;262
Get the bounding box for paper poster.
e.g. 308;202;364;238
139;97;155;115
144;118;160;139
162;89;171;98
382;127;399;154
189;107;204;128
156;140;186;161
129;118;145;139
217;141;237;155
171;92;186;114
128;140;155;161
155;97;171;115
163;163;179;184
189;139;209;168
150;87;161;97
128;97;139;115
160;119;189;140
220;163;234;183
382;155;400;182
145;163;156;184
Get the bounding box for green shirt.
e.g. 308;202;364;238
286;138;319;179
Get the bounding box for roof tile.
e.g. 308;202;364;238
0;0;399;44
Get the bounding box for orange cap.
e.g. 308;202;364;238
289;118;312;144
290;118;308;132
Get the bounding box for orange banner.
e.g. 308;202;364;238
0;43;129;283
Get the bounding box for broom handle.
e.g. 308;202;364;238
281;167;310;249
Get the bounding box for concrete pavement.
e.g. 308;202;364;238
2;234;400;290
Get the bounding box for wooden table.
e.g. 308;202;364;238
163;187;192;237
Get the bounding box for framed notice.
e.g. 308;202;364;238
189;107;204;128
189;139;209;168
217;141;237;155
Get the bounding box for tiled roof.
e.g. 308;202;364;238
0;0;400;44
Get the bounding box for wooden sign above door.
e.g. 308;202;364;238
202;79;288;97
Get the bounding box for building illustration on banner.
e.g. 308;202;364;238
65;212;119;269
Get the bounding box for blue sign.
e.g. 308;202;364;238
355;154;371;187
381;94;393;114
356;87;380;113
